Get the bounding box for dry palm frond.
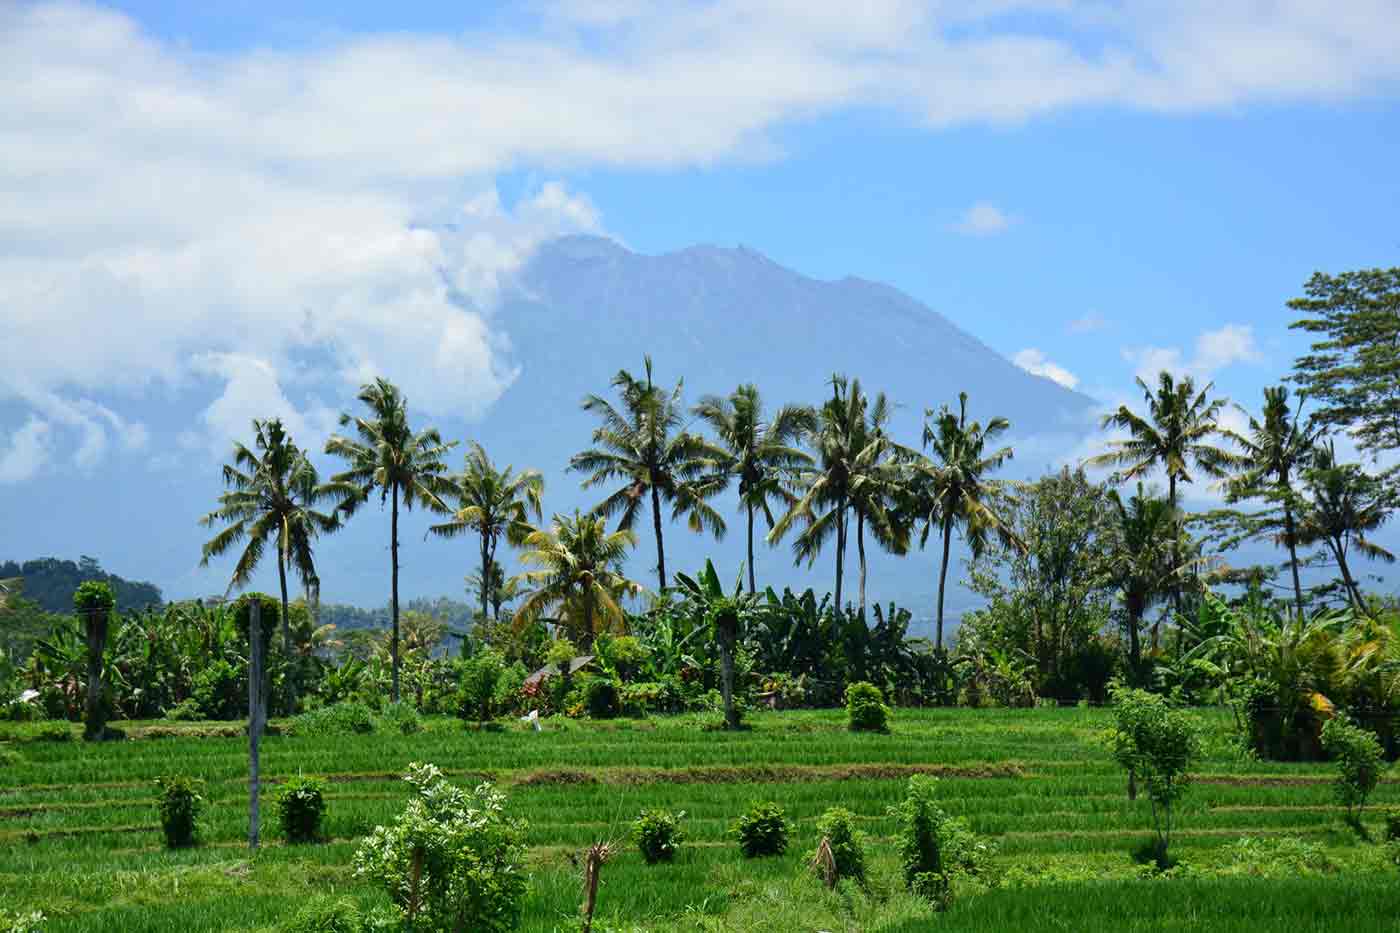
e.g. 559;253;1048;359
811;836;838;890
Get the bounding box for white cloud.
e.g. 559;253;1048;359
952;202;1014;236
1013;348;1079;389
1123;324;1264;382
1067;313;1108;334
2;2;1398;474
0;418;52;484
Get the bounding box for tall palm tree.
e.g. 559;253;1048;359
1105;484;1180;674
200;418;339;711
467;560;520;620
694;385;815;594
845;388;908;615
428;442;544;621
324;378;456;703
1089;372;1237;615
510;511;643;650
571;357;727;591
769;376;865;612
1224;386;1320;618
1295;442;1396;614
906;392;1016;650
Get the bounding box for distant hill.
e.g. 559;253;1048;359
0;556;163;614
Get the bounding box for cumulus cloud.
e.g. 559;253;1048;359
952;202;1015;236
1123;324;1264;382
1013;349;1079;389
0;418;52;484
2;1;1398;473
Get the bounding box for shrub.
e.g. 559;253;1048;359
31;722;72;743
458;650;505;724
845;681;889;733
2;698;42;723
887;776;994;910
632;808;685;864
379;702;422;736
813;807;866;886
1225;836;1335;877
192;659;246;721
0;910;46;933
354;763;528;933
1384;807;1400;843
291;702;376;737
1321;717;1384;824
155;775;205;848
1109;687;1200;866
164;698;205;722
72;580;116;613
275;774;327;844
731;802;790;858
232;592;280;648
278;896;375;933
585;678;621;720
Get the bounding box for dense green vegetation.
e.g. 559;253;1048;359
2;708;1398;931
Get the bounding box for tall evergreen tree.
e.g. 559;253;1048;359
325;378;456;704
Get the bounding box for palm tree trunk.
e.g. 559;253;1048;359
936;517;953;651
277;548;296;714
1331;539;1367;613
1127;605;1143;677
1283;503;1305;620
746;503;756;595
390;482;401;705
650;483;667;591
1167;474;1181;619
719;624;737;730
857;510;867;616
83;607;108;740
479;533;491;621
833;495;846;612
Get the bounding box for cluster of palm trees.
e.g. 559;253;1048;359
200;358;1395;706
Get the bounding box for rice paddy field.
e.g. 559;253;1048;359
3;707;1399;932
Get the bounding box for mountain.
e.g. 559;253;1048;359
0;556;163;613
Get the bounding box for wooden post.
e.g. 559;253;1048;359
248;601;265;850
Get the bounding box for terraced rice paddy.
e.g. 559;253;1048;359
2;707;1398;931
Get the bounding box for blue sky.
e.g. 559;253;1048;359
2;1;1399;601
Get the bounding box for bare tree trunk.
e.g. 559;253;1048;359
83;608;108;741
936;518;953;651
747;503;756;595
651;482;667;591
248;601;266;850
391;482;401;705
277;548;296;715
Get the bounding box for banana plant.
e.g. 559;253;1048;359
674;560;757;730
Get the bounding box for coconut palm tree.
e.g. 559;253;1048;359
906;392;1017;651
1105;485;1180;674
510;511;643;650
429;442;544;621
200;418;339;711
571;357;727;591
1090;372;1237;615
1295;442;1396;614
325;378;456;703
467;560;520;621
694;385;814;594
1223;386;1321;618
769;375;879;613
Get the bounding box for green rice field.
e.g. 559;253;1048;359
2;707;1398;932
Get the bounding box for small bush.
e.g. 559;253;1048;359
1225;836;1335;877
276;774;327;844
1321;717;1384;824
1383;808;1400;843
1110;687;1200;865
458;650;505;723
354;763;528;933
278;896;364;933
813;807;866;885
379;702;422;736
633;808;685;864
731;802;790;858
164;698;205;722
0;909;46;933
192;659;246;721
155;775;205;848
31;722;72;743
585;678;621;720
290;702;376;737
232;592;280;648
2;698;42;722
845;681;890;733
888;776;994;910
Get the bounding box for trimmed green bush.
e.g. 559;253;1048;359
633;808;685;864
845;681;890;733
290;702;376;737
275;774;327;844
1321;717;1384;824
813;807;866;885
154;775;204;848
731;802;790;858
232;592;280;648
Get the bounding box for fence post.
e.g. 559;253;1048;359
249;600;264;850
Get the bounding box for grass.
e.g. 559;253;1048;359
1;706;1396;931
